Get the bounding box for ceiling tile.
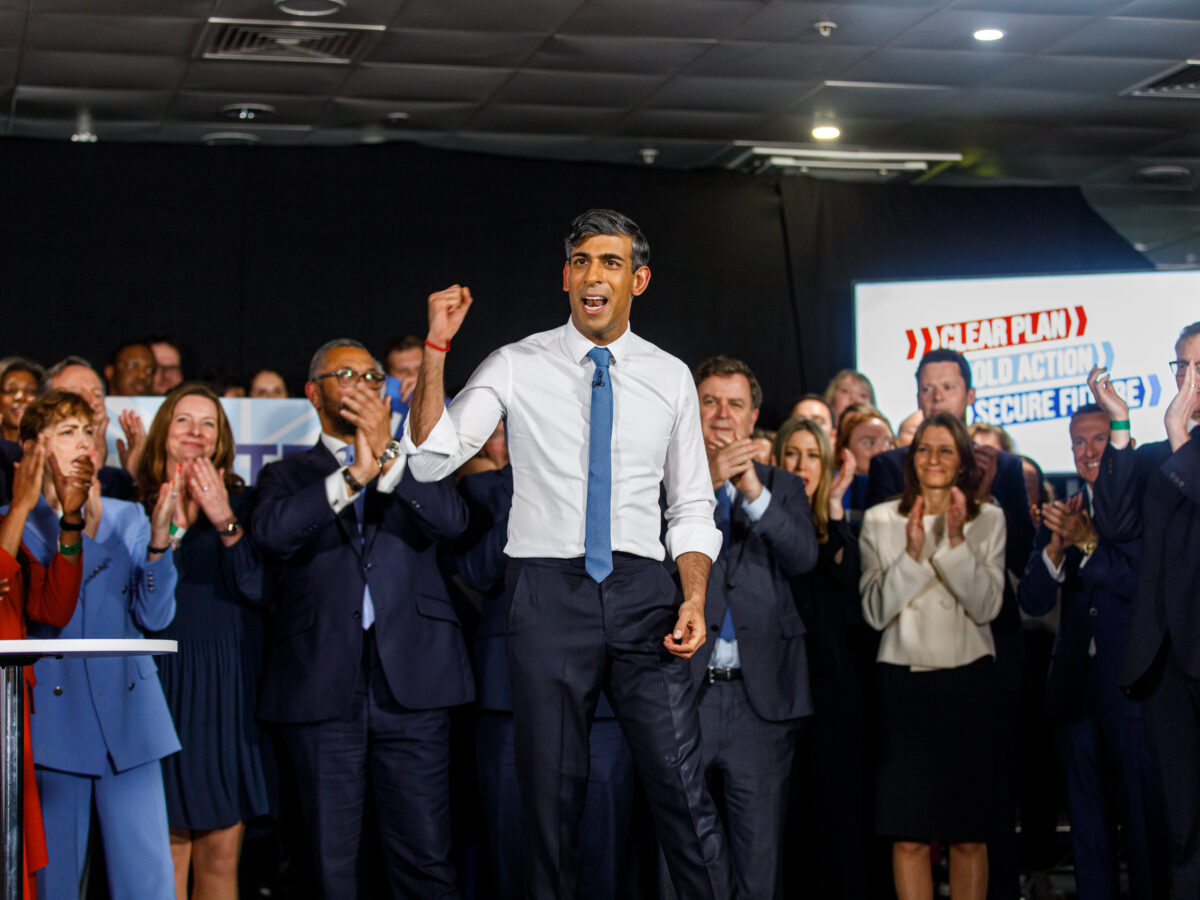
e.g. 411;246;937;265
617;107;767;140
731;3;938;44
31;0;211;13
322;96;478;129
157;121;313;145
557;0;761;39
0;11;26;49
753;111;908;145
888;10;1096;53
468;102;626;134
24;14;200;54
169;90;329;125
837;47;1023;87
1046;16;1200;58
19;51;187;90
797;82;961;118
645;76;818;114
182;59;350;94
573;136;728;168
342;63;511;101
684;41;873;80
937;86;1106;120
0;49;17;86
528;35;715;75
393;0;583;32
1020;123;1182;156
210;0;405;24
14;85;173;119
8;117;161;140
883;118;1046;154
491;70;662;107
950;0;1125;14
988;53;1178;93
368;28;545;67
1111;0;1200;21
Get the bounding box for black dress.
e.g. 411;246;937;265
789;518;877;899
155;490;270;830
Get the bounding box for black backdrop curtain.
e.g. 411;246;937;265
2;139;1145;425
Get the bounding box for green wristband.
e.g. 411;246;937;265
1110;419;1131;430
58;541;82;557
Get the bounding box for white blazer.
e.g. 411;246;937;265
860;499;1005;671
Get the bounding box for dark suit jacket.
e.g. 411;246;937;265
692;462;818;722
251;442;474;723
1092;426;1200;686
1018;497;1141;720
866;444;1035;691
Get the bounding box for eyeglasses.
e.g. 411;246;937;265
313;368;386;387
1169;360;1200;377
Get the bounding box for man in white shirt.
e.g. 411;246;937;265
405;210;731;899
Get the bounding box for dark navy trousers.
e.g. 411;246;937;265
504;555;731;900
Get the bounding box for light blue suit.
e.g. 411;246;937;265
21;497;180;900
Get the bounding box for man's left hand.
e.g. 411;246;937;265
663;598;706;659
342;382;392;481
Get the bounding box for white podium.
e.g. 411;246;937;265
0;639;177;899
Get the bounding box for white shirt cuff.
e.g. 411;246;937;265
326;468;355;513
1041;547;1067;583
400;407;457;456
740;485;771;523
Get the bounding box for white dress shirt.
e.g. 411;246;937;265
708;481;772;669
404;320;721;563
860;499;1005;671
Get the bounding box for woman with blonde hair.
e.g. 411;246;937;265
135;383;269;900
773;417;878;896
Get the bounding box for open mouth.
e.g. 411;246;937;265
582;294;608;313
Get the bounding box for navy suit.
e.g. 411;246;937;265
678;462;816;900
456;467;635;900
866;444;1033;900
1019;502;1168;899
1092;427;1200;895
251;442;473;898
21;497;180;900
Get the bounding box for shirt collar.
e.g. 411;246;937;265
320;431;352;460
561;318;634;367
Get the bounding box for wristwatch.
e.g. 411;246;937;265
1081;538;1098;556
218;518;241;537
376;440;402;471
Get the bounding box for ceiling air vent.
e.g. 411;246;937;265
1124;60;1200;99
200;18;384;64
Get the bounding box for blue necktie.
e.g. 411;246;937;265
585;347;613;582
716;487;736;642
340;445;375;629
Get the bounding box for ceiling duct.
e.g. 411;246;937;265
1123;60;1200;99
199;18;384;64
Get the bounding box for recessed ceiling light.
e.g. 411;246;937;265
812;125;840;140
273;0;346;16
385;111;410;124
973;28;1005;42
221;103;276;122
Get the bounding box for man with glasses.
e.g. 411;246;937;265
1087;321;1200;897
103;340;156;397
251;338;474;898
